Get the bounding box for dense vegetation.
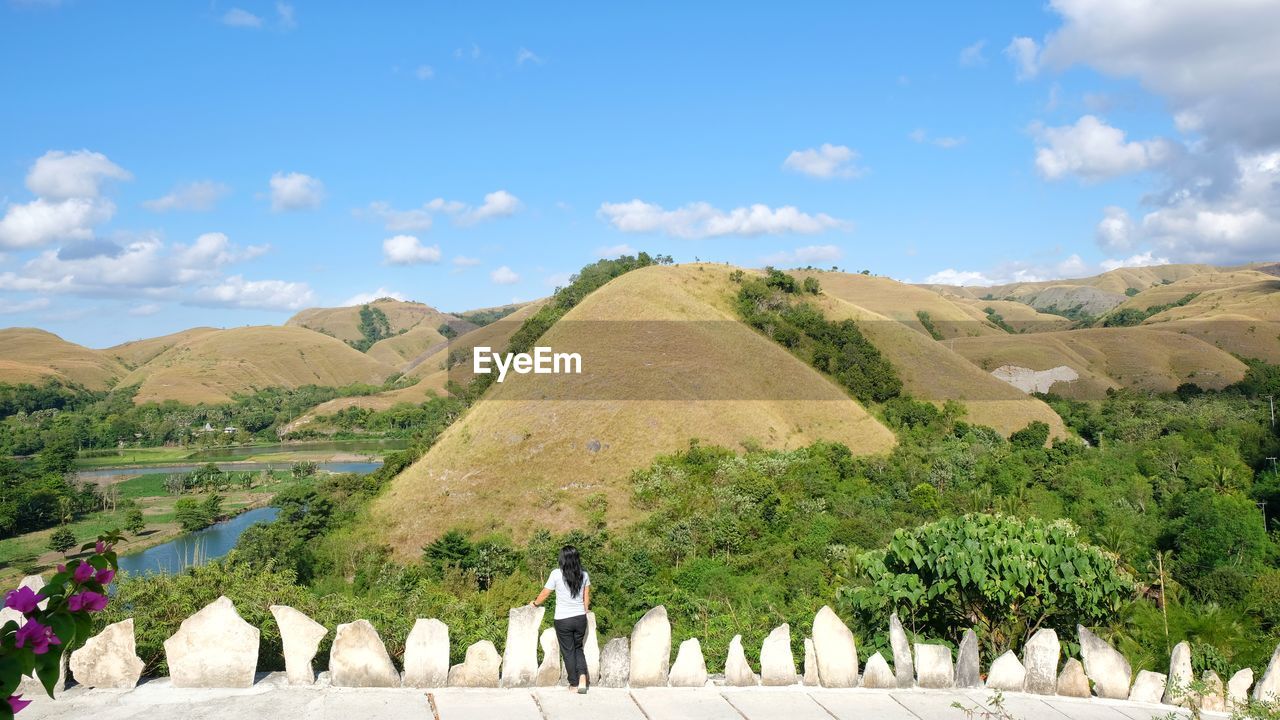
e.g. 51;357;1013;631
349;304;395;352
916;310;945;340
983;306;1018;334
1101;292;1200;328
456;304;521;327
735;268;902;404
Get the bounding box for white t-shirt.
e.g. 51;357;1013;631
544;568;591;620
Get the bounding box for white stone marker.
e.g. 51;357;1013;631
861;651;897;689
669;638;708;687
802;637;819;686
914;643;954;689
403;618;450;688
1229;668;1254;709
1164;640;1193;705
1022;628;1060;695
986;650;1026;691
68;618;144;689
1255;643;1280;702
329;619;400;688
724;635;759;686
1078;625;1131;700
163;596;260;688
812;605;858;688
598;638;630;688
500;604;545;688
447;640;501;688
269;605;327;685
760;624;796;686
584;612;600;681
1129;670;1168;704
1057;658;1090;698
628;606;671;688
955;629;981;688
889;613;913;688
1201;670;1226;713
535;627;561;687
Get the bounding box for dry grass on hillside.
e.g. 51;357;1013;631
366;325;449;370
368;264;897;556
952;298;1073;333
286;298;465;344
106;327;219;369
0;328;126;390
793;271;1006;339
949;327;1248;399
120;326;395;404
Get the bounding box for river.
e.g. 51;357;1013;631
117;506;280;576
77;460;383;483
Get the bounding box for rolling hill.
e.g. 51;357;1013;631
286;298;470;347
367;263;898;556
0;328;127;390
106;327;220;370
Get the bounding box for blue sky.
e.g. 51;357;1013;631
1;1;1276;347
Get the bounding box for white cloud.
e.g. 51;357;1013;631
924;269;996;286
127;303;162;317
490;265;519;285
194;275;313;310
782;144;864;179
1100;251;1170;272
923;254;1091;286
0;197;115;249
959;40;987;67
0;297;51;315
452;255;481;267
594;243;636;258
342;288;407;306
358;201;433;231
516;47;543;65
910;129;967;149
1034;115;1171;181
382;235;441;265
415;65;435;80
357;190;521;230
458;190;521;225
1004;36;1040;81
221;8;263;28
598;200;848;239
1095;206;1136;251
276;2;295;29
761;244;843;267
269;171;325;211
27;150;131;199
143;180;230;212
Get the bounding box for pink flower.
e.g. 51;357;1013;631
66;591;108;613
95;568;115;585
56;564;66;574
3;587;44;615
95;541;107;554
8;695;31;714
72;563;94;583
14;619;60;655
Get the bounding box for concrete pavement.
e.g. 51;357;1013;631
15;673;1217;720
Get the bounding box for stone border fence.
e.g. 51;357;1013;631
12;579;1279;711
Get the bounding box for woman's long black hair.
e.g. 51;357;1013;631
559;545;584;597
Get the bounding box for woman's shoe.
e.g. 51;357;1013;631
577;678;589;694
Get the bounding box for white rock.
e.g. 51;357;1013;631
1255;643;1280;702
598;638;630;688
802;638;818;686
914;643;953;689
1057;658;1090;698
628;606;671;688
986;650;1025;692
1129;670;1167;704
861;651;897;689
499;604;544;688
68;619;144;689
447;640;501;688
1229;668;1254;709
1200;670;1226;713
163;596;260;688
535;627;561;687
584;612;600;682
329;620;399;688
403;618;450;688
760;624;796;686
812;605;858;688
889;613;913;688
1022;628;1060;695
669;638;708;687
1078;625;1131;700
724;635;759;687
1164;640;1193;705
956;629;981;688
269;605;327;685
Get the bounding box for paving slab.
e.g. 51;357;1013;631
630;688;743;720
1111;704;1195;720
890;689;985;718
318;689;430;720
1041;696;1168;720
809;689;920;720
430;688;541;720
961;689;1074;720
721;688;835;720
533;688;645;720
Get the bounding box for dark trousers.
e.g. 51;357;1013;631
554;614;589;685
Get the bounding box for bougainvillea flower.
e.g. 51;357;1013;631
8;695;31;713
3;587;44;615
94;568;115;585
95;541;107;554
72;563;95;583
14;620;60;655
67;591;108;613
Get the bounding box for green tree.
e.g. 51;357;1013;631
174;498;213;532
1010;421;1050;449
125;508;146;535
1169;490;1271;602
47;525;76;554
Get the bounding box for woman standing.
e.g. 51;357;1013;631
530;545;591;693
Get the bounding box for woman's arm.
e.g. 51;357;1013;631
530;588;551;607
583;585;590;613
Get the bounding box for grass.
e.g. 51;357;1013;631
0;327;126;390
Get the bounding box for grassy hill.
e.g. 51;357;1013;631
367;264;898;556
0;328;126;390
286;298;471;346
106;327;219;369
119;325;395;404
